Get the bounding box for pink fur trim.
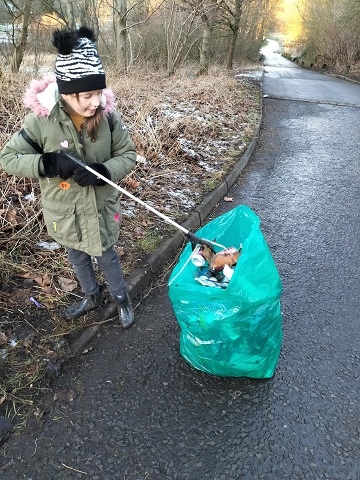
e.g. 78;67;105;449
23;74;116;118
23;74;56;117
102;88;116;115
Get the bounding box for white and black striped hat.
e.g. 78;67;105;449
52;26;106;94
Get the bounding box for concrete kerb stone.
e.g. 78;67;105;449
70;324;101;355
70;105;263;355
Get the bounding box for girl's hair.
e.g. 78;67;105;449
76;93;104;141
63;93;105;141
82;106;105;141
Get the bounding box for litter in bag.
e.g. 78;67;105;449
168;205;282;378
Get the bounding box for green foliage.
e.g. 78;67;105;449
137;231;163;254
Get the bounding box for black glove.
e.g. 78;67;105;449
73;163;111;187
41;152;76;180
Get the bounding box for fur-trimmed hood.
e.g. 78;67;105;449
23;73;115;117
1;74;136;257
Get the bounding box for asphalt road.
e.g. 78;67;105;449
1;51;359;479
262;39;360;106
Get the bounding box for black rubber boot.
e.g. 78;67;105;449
101;292;134;328
64;285;104;320
115;293;134;328
115;292;134;329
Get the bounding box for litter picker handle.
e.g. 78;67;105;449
186;231;215;250
63;152;87;169
63;153;224;252
63;152;193;236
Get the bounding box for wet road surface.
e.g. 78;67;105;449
1;51;359;479
262;39;360;106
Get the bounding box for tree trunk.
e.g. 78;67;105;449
115;0;128;73
79;4;88;27
78;0;99;35
10;0;32;73
225;0;243;70
63;0;77;29
198;0;218;75
226;32;237;69
165;2;176;75
198;16;213;74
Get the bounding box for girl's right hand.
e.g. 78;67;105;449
41;152;76;179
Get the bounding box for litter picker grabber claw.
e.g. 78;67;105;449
63;153;226;252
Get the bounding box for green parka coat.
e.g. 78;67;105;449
0;75;136;257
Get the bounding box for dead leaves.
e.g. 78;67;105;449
33;274;51;289
0;288;32;307
18;272;78;293
122;176;140;190
57;277;78;292
0;184;41;234
18;272;52;293
114;245;125;257
0;272;77;313
0;208;18;226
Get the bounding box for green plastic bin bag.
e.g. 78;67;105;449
168;205;282;378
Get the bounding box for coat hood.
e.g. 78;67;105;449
23;73;115;117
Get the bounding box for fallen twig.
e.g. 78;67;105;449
61;463;88;475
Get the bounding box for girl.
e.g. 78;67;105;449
0;26;137;328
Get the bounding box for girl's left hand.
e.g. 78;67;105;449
73;163;110;186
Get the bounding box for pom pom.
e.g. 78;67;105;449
78;26;96;42
52;29;79;55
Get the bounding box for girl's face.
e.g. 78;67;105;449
62;90;103;117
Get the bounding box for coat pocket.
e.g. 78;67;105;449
41;198;81;243
99;201;120;244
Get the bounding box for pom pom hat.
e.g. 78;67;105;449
52;26;106;94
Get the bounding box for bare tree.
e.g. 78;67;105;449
162;0;202;74
302;0;360;67
0;0;280;74
112;0;169;72
236;0;276;59
8;0;32;72
217;0;243;69
61;0;77;28
198;0;218;74
113;0;129;72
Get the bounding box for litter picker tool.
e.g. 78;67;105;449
63;153;226;252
